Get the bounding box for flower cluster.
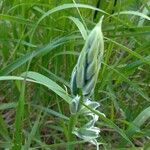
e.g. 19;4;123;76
70;16;105;150
71;16;104;98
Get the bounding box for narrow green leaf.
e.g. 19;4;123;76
68;16;87;40
112;11;150;21
0;35;80;75
24;112;42;150
0;73;71;104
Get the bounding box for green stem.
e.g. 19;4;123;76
68;113;78;150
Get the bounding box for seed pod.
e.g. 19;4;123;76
70;16;104;98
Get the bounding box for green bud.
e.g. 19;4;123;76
70;16;104;98
70;95;80;114
70;66;78;95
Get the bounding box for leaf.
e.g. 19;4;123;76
12;78;26;150
21;71;71;104
121;106;150;146
0;114;11;141
103;62;150;102
105;37;150;65
24;112;42;150
31;3;109;38
68;16;87;40
133;106;150;127
0;102;17;110
0;72;71;104
0;35;80;75
33;104;69;120
82;102;135;146
112;11;150;21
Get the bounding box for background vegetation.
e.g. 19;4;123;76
0;0;150;149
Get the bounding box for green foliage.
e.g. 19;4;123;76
0;0;149;149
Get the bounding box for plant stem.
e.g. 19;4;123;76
67;113;78;150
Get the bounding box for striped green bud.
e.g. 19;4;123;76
71;16;104;98
70;66;78;95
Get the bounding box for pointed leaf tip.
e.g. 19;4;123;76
97;15;104;27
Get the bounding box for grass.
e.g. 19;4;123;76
0;0;150;149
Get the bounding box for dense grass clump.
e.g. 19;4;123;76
0;0;150;149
